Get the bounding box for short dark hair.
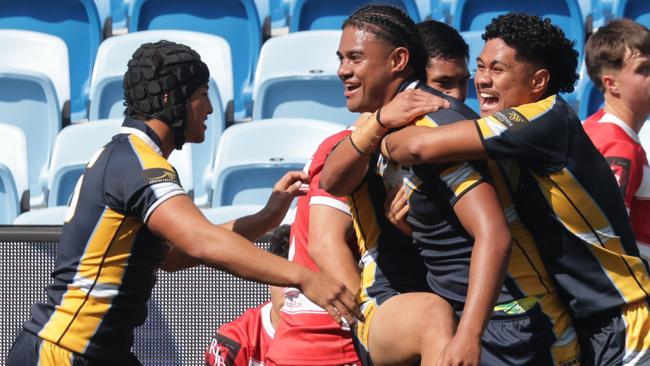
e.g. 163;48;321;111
342;4;426;80
482;12;579;95
585;18;650;90
268;224;291;259
417;20;469;63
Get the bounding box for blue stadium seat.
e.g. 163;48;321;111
207;118;343;207
0;123;29;224
89;30;231;207
0;30;71;207
13;206;69;225
452;0;585;63
577;78;604;121
46;119;122;207
110;0;132;29
253;30;357;124
289;0;421;32
461;31;483;114
129;0;261;120
613;0;650;27
0;0;102;121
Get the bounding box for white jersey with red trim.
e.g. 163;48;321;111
584;109;650;254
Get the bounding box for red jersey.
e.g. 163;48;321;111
266;129;360;366
205;302;274;366
584;109;650;253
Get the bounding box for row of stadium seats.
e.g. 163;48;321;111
4;0;649;122
0;118;343;224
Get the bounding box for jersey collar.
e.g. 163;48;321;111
598;111;640;143
120;118;164;156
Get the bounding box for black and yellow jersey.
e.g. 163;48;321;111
23;118;186;362
475;94;650;318
408;84;559;307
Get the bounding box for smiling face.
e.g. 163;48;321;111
337;26;401;113
184;84;212;143
425;56;470;101
474;38;541;117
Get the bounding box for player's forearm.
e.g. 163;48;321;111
457;231;511;339
383;121;487;165
222;207;278;242
310;242;360;294
320;136;371;196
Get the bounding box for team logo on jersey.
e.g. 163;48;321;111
492;109;529;131
206;334;241;366
606;156;631;195
142;168;180;185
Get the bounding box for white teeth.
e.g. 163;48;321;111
480;93;496;98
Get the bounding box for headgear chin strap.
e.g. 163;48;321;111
123;40;210;150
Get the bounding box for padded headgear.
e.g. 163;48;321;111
124;40;209;149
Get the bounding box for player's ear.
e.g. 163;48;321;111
602;74;620;97
390;46;410;74
531;68;550;95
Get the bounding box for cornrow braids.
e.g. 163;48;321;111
343;4;426;80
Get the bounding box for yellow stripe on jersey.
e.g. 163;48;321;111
439;162;483;199
532;169;650;302
414;115;438;128
537;294;581;366
622;300;650;363
476;95;557;139
358;251;379;308
128;134;174;171
348;183;380;254
39;208;140;353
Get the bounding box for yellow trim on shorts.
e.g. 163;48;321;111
355;300;378;351
38;339;74;366
622;300;650;363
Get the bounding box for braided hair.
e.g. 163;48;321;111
342;4;426;80
124;40;209;149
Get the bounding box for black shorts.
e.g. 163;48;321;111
456;302;580;366
7;330;141;366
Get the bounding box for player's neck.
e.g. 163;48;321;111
144;118;176;158
604;97;648;133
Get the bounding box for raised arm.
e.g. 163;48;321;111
435;182;511;365
148;196;361;325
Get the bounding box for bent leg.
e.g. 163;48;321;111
367;292;456;366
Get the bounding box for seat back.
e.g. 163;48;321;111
0;123;28;223
0;0;102;118
129;0;261;119
614;0;650;27
202;204;297;225
0;70;60;207
452;0;585;62
47;119;123;206
289;0;421;32
209;118;343;207
253;30;357;123
89;30;232;206
13;206;69;225
577;78;604;121
461;31;484;115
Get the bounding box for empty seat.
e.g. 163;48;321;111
129;0;261;120
252;30;357;124
45;119;194;207
0;30;70;207
613;0;650;27
0;123;29;224
207;118;344;207
0;0;102;120
89;29;232;206
289;0;421;32
13;206;69;225
202;204;297;225
452;0;585;63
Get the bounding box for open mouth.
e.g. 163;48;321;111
479;92;499;113
343;82;361;98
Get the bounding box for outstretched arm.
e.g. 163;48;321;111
382;122;487;166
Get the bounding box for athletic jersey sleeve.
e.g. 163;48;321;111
309;129;352;215
437;161;490;207
205;323;250;366
598;139;645;209
474;95;570;175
